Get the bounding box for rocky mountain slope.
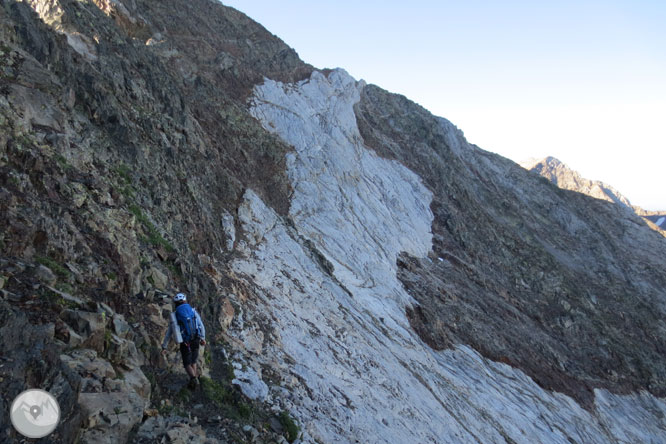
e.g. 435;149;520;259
523;156;666;233
1;1;665;443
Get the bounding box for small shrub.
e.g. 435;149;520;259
200;376;231;408
129;205;175;252
157;403;173;415
237;402;252;419
35;255;70;279
114;164;132;184
166;261;182;278
176;386;192;404
55;296;79;309
119;184;135;199
103;328;112;355
55;282;74;294
54;154;71;170
279;411;300;443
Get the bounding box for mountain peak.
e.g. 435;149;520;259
522;156;634;208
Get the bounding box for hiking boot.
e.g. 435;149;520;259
188;377;197;390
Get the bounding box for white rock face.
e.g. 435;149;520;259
221;211;236;251
232;364;269;401
251;70;433;321
230;70;666;443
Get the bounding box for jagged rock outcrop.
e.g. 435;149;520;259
522;157;634;208
523;156;666;233
2;0;666;443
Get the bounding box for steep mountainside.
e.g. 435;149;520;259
1;1;665;443
523;156;666;233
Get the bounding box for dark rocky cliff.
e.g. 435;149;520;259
355;86;666;408
1;1;665;443
1;0;306;441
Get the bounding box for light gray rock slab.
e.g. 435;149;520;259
232;365;269;401
237;69;666;444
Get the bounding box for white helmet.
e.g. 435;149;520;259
174;293;187;302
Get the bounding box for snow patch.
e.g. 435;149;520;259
657;216;665;227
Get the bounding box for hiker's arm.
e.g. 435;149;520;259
161;324;172;350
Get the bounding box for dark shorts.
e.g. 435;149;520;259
179;340;200;367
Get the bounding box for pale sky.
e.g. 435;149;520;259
222;1;665;210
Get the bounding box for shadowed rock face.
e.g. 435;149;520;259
355;84;666;408
0;0;307;299
1;0;308;441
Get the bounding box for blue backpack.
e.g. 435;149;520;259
175;304;200;343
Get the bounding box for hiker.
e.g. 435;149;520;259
161;293;206;389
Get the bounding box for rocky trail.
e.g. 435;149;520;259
0;256;299;444
136;354;299;444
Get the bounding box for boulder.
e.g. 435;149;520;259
61;309;107;352
60;349;116;381
135;416;220;443
121;365;151;400
149;266;169;290
112;313;131;338
232;366;269;401
66;324;84;347
107;333;142;367
221;211;236;251
97;302;115;318
34;264;57;285
148;301;169;329
77;391;145;444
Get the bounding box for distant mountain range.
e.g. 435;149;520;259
522;157;666;232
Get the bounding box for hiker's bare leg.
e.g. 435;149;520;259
185;364;196;378
192;363;198;377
